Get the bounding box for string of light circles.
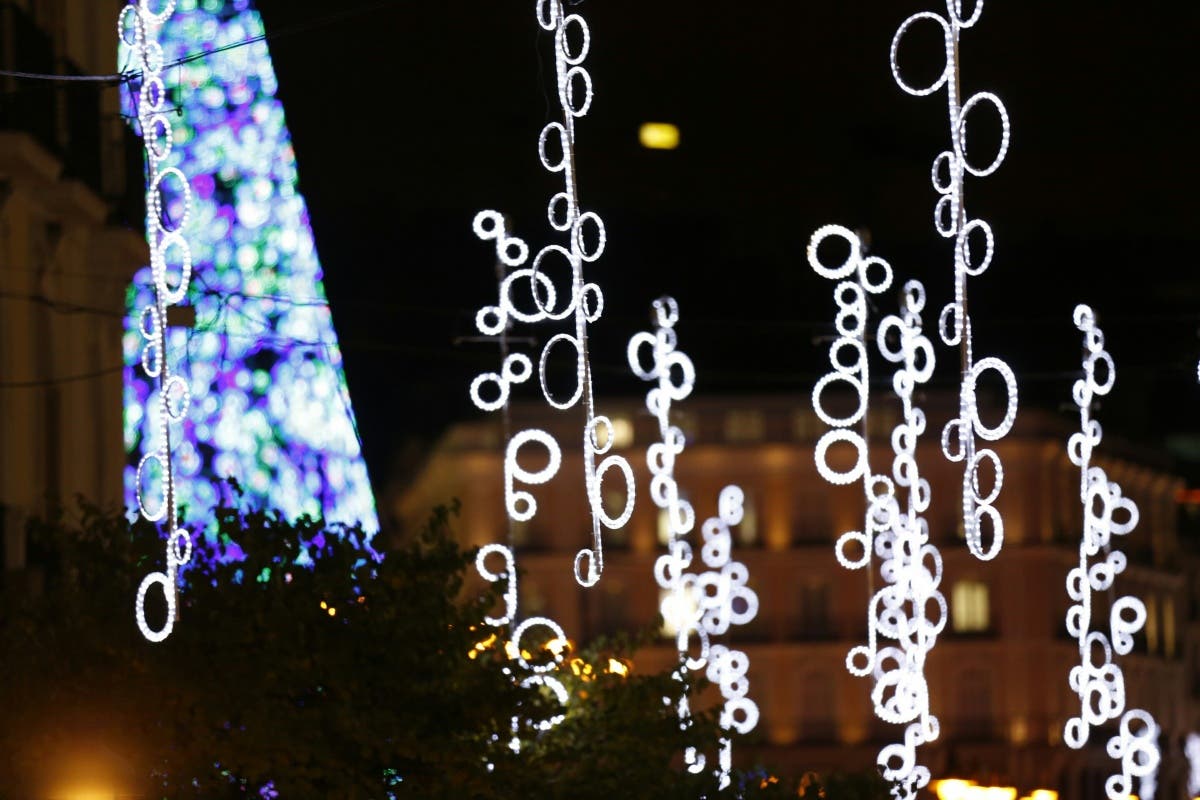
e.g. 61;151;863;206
629;298;759;789
1063;304;1159;800
891;0;1017;561
809;227;945;799
468;0;633;589
121;0;194;644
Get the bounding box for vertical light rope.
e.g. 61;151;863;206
121;0;194;643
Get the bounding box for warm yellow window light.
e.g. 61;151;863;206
639;122;680;150
935;780;1017;800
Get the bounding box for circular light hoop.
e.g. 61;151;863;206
815;428;867;485
579;282;604;323
472;209;503;240
952;0;985;28
903;279;927;314
719;485;744;526
875;317;906;363
564;66;593;117
144;112;173;163
934;193;958;238
593;455;635;529
140;39;165;75
969;503;1004;560
859;256;894;294
807;224;860;279
139;75;166;115
653;296;680;328
938;301;963;346
663;351;696;400
812;372;867;427
135;570;175;643
969;448;1003;505
957;218;995;277
138;0;177;25
1086;349;1116;397
931;151;955;193
538;333;584;409
162;375;191;423
940;417;967;463
118;5;141;47
474;305;505;337
470;372;509;411
722;697;759;735
626;331;658;380
528;246;575;320
507;429;562;485
476;543;514;583
574;547;600;586
149;167;192;235
503;353;533;385
512;616;567;673
558;14;591;64
846;644;874;677
154;231;192;305
168;527;192;567
535;0;559;29
547;191;574;232
572;211;606;262
135;451;168;522
967;357;1018;440
836;529;872;570
500;236;529;267
831;336;868;375
957;91;1011;177
890;12;951;96
538;122;569;173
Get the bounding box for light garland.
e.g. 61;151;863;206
1063;304;1160;800
810;229;945;799
629;298;758;790
468;0;633;588
121;0;193;643
890;0;1017;561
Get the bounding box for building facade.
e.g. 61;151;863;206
394;394;1198;798
0;0;145;569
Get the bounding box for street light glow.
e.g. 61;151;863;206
639;122;680;150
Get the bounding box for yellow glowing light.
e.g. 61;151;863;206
1027;791;1058;800
504;640;521;660
606;658;629;677
319;601;327;609
544;637;570;656
935;782;1018;800
327;607;336;617
639;122;680;150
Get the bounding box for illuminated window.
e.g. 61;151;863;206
951;580;990;633
793;409;818;441
724;409;764;443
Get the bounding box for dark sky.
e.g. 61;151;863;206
252;0;1200;488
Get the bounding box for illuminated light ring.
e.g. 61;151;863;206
476;544;518;626
891;2;1017;568
123;0;193;642
471;354;534;412
511;616;568;674
505;429;562;522
1063;305;1160;799
815;428;868;486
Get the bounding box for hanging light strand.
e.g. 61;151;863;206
1063;304;1159;800
121;0;194;644
890;0;1017;561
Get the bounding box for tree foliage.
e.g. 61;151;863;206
0;499;889;799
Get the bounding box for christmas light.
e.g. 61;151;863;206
891;0;1017;561
123;0;194;643
1063;305;1160;800
629;299;757;790
120;1;378;535
1186;733;1200;796
811;230;944;799
468;0;632;587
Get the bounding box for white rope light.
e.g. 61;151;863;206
811;231;944;798
891;0;1017;561
121;0;193;643
629;299;758;790
1063;304;1160;800
468;0;633;587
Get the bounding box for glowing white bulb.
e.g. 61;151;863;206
469;1;632;588
1063;305;1160;800
1186;733;1200;795
122;0;194;642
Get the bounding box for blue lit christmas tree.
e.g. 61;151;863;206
122;0;378;535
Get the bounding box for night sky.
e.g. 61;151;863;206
250;0;1200;490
